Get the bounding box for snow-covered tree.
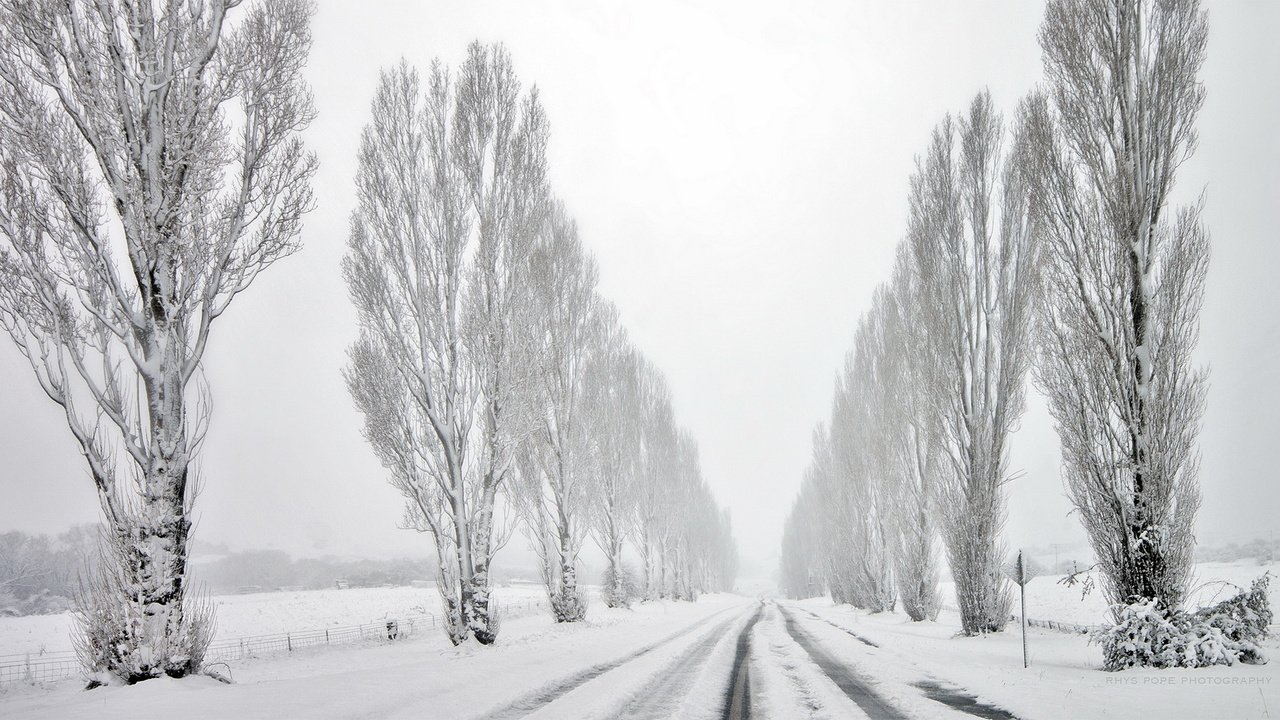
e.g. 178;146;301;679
511;202;605;622
906;89;1041;635
461;43;551;640
781;473;825;600
344;43;548;645
831;320;896;612
1027;0;1209;619
807;425;846;602
633;361;678;599
0;0;316;682
782;425;845;602
585;324;642;608
882;251;943;622
623;355;735;601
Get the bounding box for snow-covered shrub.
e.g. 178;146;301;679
1095;574;1271;670
1096;600;1201;670
485;599;502;640
73;563;213;685
551;586;589;622
602;563;639;609
439;592;468;646
1191;573;1271;665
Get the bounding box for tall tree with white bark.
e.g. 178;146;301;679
831;322;897;612
633;359;678;599
511;201;605;622
1027;0;1209;618
459;42;550;640
344;43;548;645
585;323;641;608
882;251;944;622
0;0;316;682
907;89;1041;635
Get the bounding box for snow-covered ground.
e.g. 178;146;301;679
794;599;1279;720
0;583;553;659
2;562;1277;718
1;593;755;719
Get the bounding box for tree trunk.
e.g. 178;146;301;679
469;512;497;644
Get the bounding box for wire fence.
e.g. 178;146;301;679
1010;613;1101;635
0;596;546;689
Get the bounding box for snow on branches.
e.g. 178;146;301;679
0;0;317;682
345;43;737;639
1027;0;1210;626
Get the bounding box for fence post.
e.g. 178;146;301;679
287;633;292;652
325;629;329;644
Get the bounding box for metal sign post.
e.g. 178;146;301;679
1018;550;1028;668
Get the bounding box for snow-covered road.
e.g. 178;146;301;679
3;593;1277;718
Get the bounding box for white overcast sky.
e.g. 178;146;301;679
1;0;1277;582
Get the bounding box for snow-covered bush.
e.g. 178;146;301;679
485;599;502;640
602;563;639;608
1095;574;1271;670
74;562;214;685
1191;573;1271;665
551;585;589;623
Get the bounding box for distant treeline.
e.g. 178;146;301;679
1195;538;1280;564
0;526;98;615
0;527;460;615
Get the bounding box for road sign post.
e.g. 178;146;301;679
1018;550;1028;668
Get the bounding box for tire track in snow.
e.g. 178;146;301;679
610;611;745;719
794;607;879;648
912;679;1020;720
778;605;907;720
478;605;738;720
789;606;1022;720
723;602;764;720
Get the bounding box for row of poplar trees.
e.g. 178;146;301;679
781;0;1211;645
342;44;738;645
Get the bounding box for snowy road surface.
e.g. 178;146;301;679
2;593;1277;719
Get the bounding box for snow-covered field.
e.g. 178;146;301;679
0;583;554;660
2;562;1277;719
1;593;755;719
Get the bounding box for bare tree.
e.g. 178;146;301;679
907;90;1040;634
511;202;605;622
1027;0;1209;619
881;257;943;622
459;42;549;641
831;322;896;613
633;360;678;599
344;43;547;645
781;468;826;600
0;0;315;681
585;324;641;608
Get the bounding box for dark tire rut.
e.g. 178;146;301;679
613;613;744;719
778;605;907;720
478;605;737;720
722;602;764;720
